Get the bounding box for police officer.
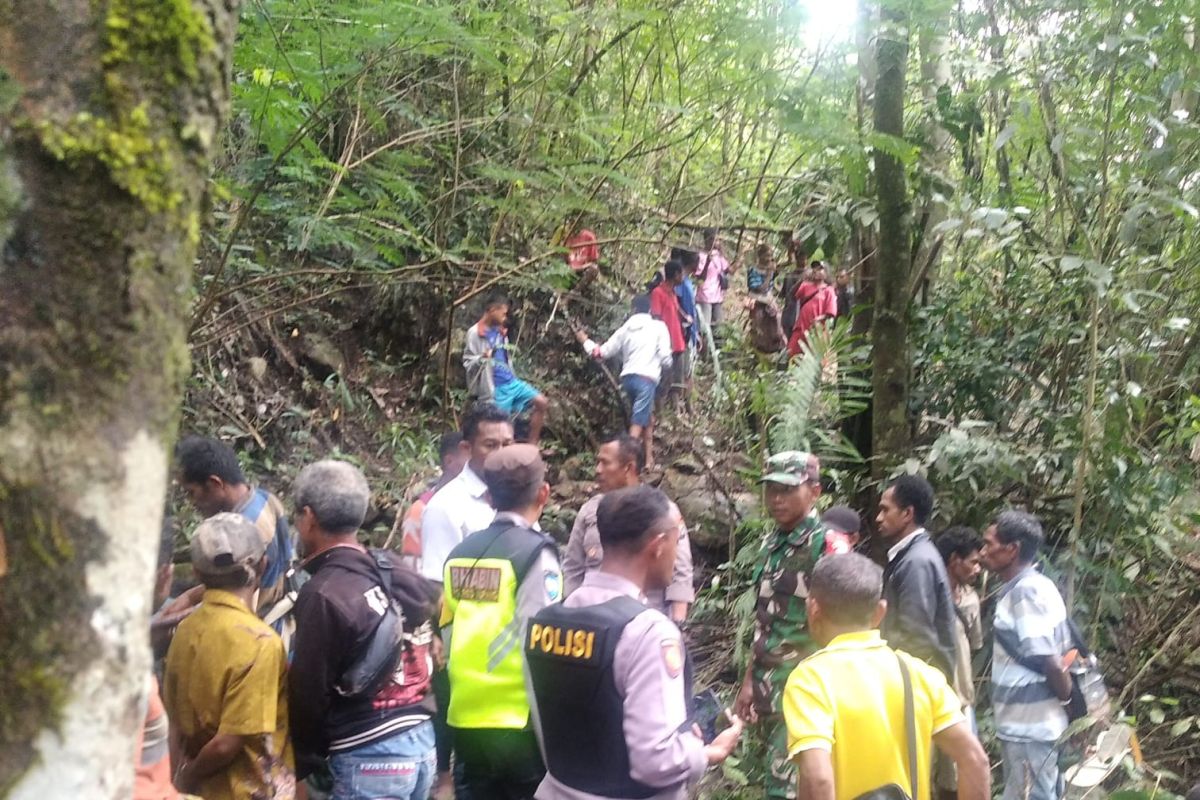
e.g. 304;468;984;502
733;452;851;800
526;485;743;799
441;444;562;799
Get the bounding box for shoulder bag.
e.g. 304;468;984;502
335;549;405;698
995;617;1110;724
852;653;919;800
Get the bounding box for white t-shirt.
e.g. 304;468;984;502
582;313;673;383
418;465;495;581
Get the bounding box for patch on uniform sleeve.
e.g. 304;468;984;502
544;571;562;602
661;638;684;678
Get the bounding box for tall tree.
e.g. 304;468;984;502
871;0;914;473
912;0;954;299
0;1;240;795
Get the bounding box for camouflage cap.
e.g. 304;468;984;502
760;451;820;486
191;512;265;577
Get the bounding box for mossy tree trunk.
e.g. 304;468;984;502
870;0;913;476
0;1;239;796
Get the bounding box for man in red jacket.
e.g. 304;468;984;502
650;259;687;393
786;262;838;357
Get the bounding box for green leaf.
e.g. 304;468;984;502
866;132;920;166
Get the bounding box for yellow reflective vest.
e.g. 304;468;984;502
441;520;555;729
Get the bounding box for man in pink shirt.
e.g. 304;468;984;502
787;262;838;357
695;228;736;344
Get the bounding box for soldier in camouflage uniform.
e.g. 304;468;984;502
734;452;851;799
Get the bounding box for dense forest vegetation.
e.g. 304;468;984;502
2;0;1199;796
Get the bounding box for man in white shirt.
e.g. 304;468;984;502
575;294;673;467
419;402;513;583
422;403;512;798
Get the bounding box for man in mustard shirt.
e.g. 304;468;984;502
164;514;294;800
782;554;989;800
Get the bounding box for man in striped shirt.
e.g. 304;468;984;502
981;511;1073;800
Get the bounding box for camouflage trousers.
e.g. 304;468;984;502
747;714;796;800
748;662;799;798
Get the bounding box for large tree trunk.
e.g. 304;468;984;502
870;0;913;475
845;0;879;463
912;4;954;301
0;2;239;796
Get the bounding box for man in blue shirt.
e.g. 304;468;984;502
463;292;549;445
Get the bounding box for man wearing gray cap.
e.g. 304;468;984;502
732;451;851;800
527;485;743;800
441;444;562;799
163;513;295;800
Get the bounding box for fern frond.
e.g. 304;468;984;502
768;340;823;452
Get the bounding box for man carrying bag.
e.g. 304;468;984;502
288;460;440;800
782;554;990;800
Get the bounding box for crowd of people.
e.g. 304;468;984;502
137;393;1093;800
126;225;1114;800
476;228;856;467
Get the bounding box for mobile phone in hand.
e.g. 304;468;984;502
692;689;722;744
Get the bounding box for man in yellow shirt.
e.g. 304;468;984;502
164;513;295;800
782;554;989;800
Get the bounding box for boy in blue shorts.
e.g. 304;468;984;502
464;292;549;445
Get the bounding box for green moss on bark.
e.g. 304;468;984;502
101;0;216;85
0;482;103;797
0;0;234;792
35;106;182;212
29;0;218;218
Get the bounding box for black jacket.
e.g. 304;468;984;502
881;532;958;680
289;546;438;776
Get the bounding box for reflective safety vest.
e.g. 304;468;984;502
442;521;554;729
525;596;663;798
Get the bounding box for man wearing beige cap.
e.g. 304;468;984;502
441;444;562;799
732;451;851;800
163;513;295;800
